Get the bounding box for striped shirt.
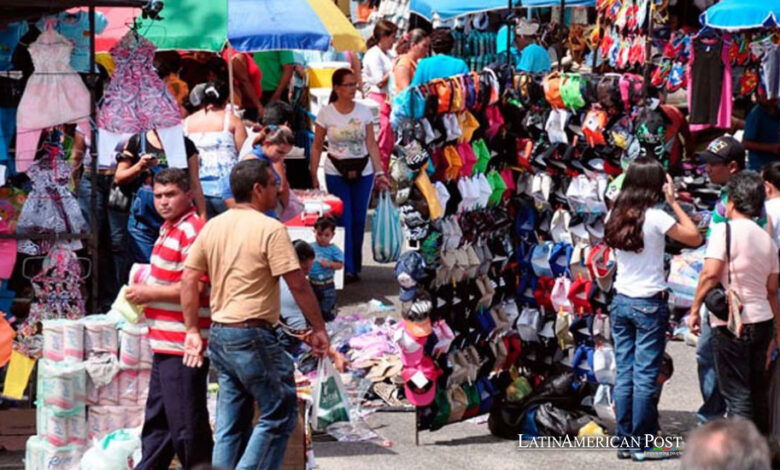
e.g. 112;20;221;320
145;208;211;355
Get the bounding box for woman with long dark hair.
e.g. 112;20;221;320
310;68;390;283
363;20;398;172
184;80;247;218
690;171;780;435
604;158;701;461
392;29;430;94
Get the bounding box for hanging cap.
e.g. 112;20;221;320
515;18;540;37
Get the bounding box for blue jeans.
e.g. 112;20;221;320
696;307;727;424
208;324;298;470
77;174;130;306
611;294;668;445
325;173;374;275
312;282;337;322
127;211;160;264
205;195;227;220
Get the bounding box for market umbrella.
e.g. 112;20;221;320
700;0;780;31
228;0;366;52
135;0;228;51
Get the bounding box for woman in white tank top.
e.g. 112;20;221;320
184;80;247;218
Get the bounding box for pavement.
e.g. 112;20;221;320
0;225;704;469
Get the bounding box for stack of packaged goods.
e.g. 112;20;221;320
26;315;153;469
26;321;87;470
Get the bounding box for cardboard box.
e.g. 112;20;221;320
0;409;36;451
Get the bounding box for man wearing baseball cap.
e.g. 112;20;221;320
692;135;762;427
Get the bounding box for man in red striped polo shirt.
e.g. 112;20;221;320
124;168;213;470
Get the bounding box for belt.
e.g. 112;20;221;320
212;319;275;330
310;279;335;286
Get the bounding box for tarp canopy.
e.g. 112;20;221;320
410;0;521;21
228;0;365;52
521;0;595;6
700;0;780;31
410;0;594;21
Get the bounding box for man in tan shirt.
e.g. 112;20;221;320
181;159;328;470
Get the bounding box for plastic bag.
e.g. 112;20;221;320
371;191;403;264
311;358;351;431
80;428;141;470
593;384;615;422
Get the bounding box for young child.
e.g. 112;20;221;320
310;216;344;321
763;161;780;251
279;240;348;370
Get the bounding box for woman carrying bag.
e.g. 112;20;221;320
604;158;701;461
690;171;780;435
310;68;390;283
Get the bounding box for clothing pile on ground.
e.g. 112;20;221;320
388;66;691;437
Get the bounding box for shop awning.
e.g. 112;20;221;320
700;0;780;31
521;0;595;6
0;0;147;22
410;0;522;21
228;0;365;52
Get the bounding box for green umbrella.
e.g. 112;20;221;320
136;0;227;51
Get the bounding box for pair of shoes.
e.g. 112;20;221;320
344;273;360;284
631;450;674;462
616;449;632;460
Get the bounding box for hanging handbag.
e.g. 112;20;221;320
107;182;133;212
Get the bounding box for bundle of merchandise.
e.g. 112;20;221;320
388;66;687;436
26;359;86;470
85;319;151;441
452;29;499;72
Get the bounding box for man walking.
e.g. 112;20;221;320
126;168;213;470
181;159;329;470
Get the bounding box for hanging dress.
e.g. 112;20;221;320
97;32;186;169
15;27;90;172
15;134;89;256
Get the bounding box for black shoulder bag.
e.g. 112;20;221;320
704;222;730;322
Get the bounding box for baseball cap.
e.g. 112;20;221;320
402;356;441;406
699;135;746;166
515;18;540;37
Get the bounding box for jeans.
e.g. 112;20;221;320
208;324;298;470
77;174;130;307
325;173;374;275
127;211;160;264
696;306;727;424
712;319;774;434
135;354;213;470
312;282;337;322
205;195;227;220
611;294;668;445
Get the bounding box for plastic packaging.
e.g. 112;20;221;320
80;428;141;470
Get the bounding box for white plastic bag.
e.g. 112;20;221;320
80;428;141;470
593;384;615;422
371;191;403;263
311;358;351;431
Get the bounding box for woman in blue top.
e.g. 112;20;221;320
221;125;294;219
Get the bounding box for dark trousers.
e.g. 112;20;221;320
135;353;213;470
712;320;774;434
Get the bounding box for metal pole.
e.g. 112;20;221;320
643;0;654;95
506;0;512;66
88;6;99;313
558;0;565;71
